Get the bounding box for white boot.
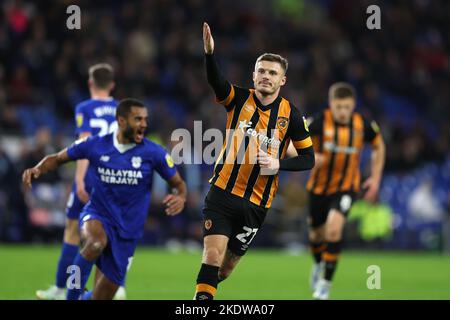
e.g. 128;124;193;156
36;285;66;300
312;279;331;300
113;286;127;300
310;262;324;291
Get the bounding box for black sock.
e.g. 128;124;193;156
323;241;342;281
195;263;219;300
310;241;326;264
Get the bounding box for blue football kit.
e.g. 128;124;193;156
66;132;177;286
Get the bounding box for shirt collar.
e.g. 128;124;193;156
91;96;114;101
113;130;136;153
252;90;281;111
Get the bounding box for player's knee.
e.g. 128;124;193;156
325;228;342;242
203;247;223;266
82;238;107;259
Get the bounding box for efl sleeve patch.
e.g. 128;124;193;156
303;116;310;132
371;120;380;134
165;154;175;168
76;113;84;128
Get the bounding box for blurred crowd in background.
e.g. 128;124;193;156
0;0;449;251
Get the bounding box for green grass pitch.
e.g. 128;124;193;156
0;245;449;300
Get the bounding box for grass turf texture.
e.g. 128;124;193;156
0;245;449;300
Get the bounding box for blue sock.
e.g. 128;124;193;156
81;290;93;300
66;254;95;300
55;242;79;288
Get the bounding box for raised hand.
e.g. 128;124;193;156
203;22;214;54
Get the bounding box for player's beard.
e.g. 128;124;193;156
123;123;136;143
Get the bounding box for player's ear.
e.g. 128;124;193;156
280;75;286;86
252;71;256;82
117;115;126;127
109;81;116;92
328;97;334;108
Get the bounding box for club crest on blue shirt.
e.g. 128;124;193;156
131;156;142;169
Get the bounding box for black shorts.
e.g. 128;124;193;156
202;185;268;256
308;191;355;229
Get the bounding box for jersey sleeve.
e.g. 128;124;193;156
74;104;92;136
153;146;177;181
205;53;249;112
67;136;96;161
363;117;382;146
216;85;250;112
288;106;313;150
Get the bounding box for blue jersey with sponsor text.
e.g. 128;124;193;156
67;133;177;239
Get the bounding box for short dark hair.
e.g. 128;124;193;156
255;53;288;73
329;82;356;100
116;98;145;119
89;63;114;89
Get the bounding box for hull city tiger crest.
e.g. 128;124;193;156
276;116;289;130
204;219;212;230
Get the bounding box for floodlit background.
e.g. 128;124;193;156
0;0;449;299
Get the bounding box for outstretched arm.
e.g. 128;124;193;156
203;22;232;101
75;132;92;203
162;172;187;216
22;149;71;188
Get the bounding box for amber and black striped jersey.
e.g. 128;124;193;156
209;84;312;208
306;109;382;195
